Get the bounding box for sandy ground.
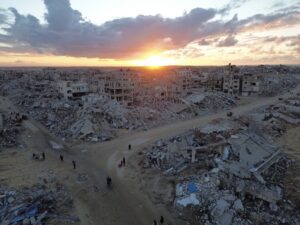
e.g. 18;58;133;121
0;85;299;225
278;126;300;206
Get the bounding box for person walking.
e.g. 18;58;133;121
60;154;64;162
128;144;131;150
42;152;45;161
153;220;158;225
106;176;112;188
160;216;164;224
72;160;76;169
122;157;126;167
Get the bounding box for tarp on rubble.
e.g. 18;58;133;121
187;182;198;193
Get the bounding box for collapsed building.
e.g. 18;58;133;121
250;96;300;137
57;81;89;100
0;66;299;143
103;69;138;106
206;64;299;97
139;116;300;225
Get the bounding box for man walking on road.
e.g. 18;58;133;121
60;154;64;162
160;216;164;224
72;160;76;169
42;152;45;161
128;144;131;150
122;157;126;167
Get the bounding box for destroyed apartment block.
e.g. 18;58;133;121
1;67;299;145
261;96;300;137
216;131;281;180
138;116;300;224
57;80;89;100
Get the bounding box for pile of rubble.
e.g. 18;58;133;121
0;183;78;225
7;79;181;142
259;74;299;96
0;112;25;149
1;73;239;143
139;118;300;225
174;166;299;225
140;118;243;174
180;92;236;115
261;96;300;137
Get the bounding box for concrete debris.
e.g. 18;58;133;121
0;111;26;148
0;184;78;225
182;92;236;115
253;96;300;137
140;115;300;225
176;193;200;208
1;66;298;144
259;74;299;97
0;67;244;143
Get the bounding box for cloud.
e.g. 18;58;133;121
198;39;211;46
0;0;299;59
219;0;251;15
44;0;83;31
0;9;8;24
217;35;238;47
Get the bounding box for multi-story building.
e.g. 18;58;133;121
173;69;194;96
223;74;241;95
222;63;242;95
103;69;139;106
241;73;261;96
207;74;223;91
57;81;89;100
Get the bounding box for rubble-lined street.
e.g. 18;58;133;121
0;0;300;223
0;65;299;225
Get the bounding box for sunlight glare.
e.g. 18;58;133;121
135;55;174;68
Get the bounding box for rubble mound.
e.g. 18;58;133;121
0;184;78;225
139;118;300;225
262;96;300;137
259;74;299;97
0;112;25;149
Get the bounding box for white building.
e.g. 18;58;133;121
241;73;261;96
223;74;241;95
58;81;89;100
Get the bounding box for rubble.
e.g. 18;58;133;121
0;183;78;225
259;74;299;97
0;111;25;149
139;116;300;225
254;96;300;138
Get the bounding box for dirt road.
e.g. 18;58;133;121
0;85;298;225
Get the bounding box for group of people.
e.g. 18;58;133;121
32;152;76;169
118;157;126;168
153;216;164;225
59;154;76;169
118;144;131;168
32;152;45;161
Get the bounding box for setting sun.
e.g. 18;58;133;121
135;55;175;68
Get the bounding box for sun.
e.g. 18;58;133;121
135;55;174;68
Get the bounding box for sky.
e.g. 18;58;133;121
0;0;299;66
